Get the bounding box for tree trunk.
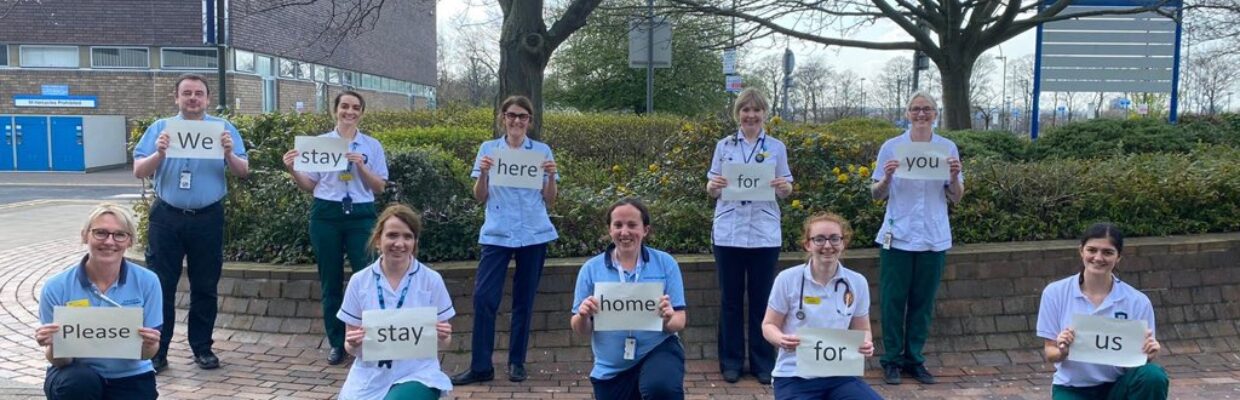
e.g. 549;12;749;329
939;61;975;130
496;6;551;139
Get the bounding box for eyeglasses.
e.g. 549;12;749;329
90;229;132;242
810;235;844;247
503;112;531;121
908;107;936;115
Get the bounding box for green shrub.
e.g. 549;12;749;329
940;130;1030;161
1031;118;1191;159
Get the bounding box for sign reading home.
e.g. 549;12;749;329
592;282;665;331
164;120;228;160
361;308;438;361
52;306;144;359
488;149;546;189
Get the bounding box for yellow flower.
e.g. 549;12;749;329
791;199;803;209
832;167;842;175
612;165;622;174
836;174;850;184
682;122;694;132
771;116;783;125
659;176;669;186
858;166;871;176
648;163;659;173
847;164;857;173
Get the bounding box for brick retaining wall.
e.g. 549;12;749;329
171;232;1240;364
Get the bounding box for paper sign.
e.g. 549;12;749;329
52;306;143;360
795;328;866;377
720;163;776;202
362;308;439;362
164;120;227;159
892;142;951;180
293;136;349;172
488;149;545;189
1067;314;1148;368
593;282;665;332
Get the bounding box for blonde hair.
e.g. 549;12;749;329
82;203;137;241
731;88;770;124
907;91;939;110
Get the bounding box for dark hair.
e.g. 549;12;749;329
334;90;366;112
606;197;651;227
173;73;210;95
368;204;424;258
1080;222;1124;254
495;95;534;136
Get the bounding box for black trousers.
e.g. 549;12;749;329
714;245;779;375
44;363;158;400
147;199;224;357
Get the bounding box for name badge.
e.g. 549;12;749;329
179;171;192;190
803;296;822;305
624;337;637;360
66;299;90;308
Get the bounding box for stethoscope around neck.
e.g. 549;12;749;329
729;131;767;163
795;263;854;320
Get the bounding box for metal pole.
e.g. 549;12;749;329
215;0;228;114
1000;56;1007;130
645;0;654;114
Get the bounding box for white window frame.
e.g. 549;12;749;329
20;45;80;68
234;49;256;74
298;62;312;81
279;58;297;79
89;46;150;69
160;47;218;70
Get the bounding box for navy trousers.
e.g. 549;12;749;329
773;376;883;400
469;243;548;373
44;363;158;400
147;199;223;358
714;245;779;375
590;336;686;400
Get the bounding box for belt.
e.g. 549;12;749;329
155;199;222;215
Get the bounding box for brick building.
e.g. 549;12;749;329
0;0;436;171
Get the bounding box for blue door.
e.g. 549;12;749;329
15;116;50;171
0;116;14;170
50;117;85;171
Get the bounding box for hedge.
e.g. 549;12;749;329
130;110;1240;263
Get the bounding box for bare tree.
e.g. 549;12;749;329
1189;0;1240;55
1185;46;1240;114
793;57;832;122
741;53;785;113
663;0;1174;130
873;57;913;120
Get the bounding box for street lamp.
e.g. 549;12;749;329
860;77;867;117
996;54;1007;131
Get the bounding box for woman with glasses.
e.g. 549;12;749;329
869;91;964;385
762;212;882;400
35;203;163;400
706;87;794;384
453;95;559;385
283;90;390;366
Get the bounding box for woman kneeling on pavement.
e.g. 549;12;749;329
337;204;455;400
571;198;688;400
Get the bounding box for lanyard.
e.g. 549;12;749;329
612;252;643;283
91;286;123;308
739;133;766;164
375;267;414;310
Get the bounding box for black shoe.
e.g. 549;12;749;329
883;364;902;385
327;347;346;365
451;369;494;385
905;364;937;384
193;350;220;370
151;356;168;374
508;363;527;382
755;372;772;385
722;369;741;383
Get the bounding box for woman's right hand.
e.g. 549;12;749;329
707;176;729;191
478;156;494;174
774;333;800;351
34;323;60;347
577;296;599;318
1056;328;1076;353
282;150;299;171
345;326;365;348
882;159;899;180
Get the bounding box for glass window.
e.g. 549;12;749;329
161;48;217;69
313;65;326;82
279;59;296;78
21;45;79;68
0;45;8;67
342;71;355;87
327;68;340;84
298;63;311;80
256;55;273;77
91;47;149;69
234;49;255;73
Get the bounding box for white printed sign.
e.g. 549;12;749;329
362;308;439;362
721;163;776;202
794;328;866;377
892;142;951;181
1067;314;1148;368
593;282;665;332
293;136;349;172
52;307;143;360
164;120;228;159
488;149;545;189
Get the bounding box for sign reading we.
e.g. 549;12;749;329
165;120;228;159
488;149;545;189
52;307;144;360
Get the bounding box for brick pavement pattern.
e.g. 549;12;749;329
1;238;1239;399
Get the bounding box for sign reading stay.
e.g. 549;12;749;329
293;136;349;172
361;308;439;361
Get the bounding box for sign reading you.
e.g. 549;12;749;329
164;120;228;160
893;142;951;181
53;307;143;359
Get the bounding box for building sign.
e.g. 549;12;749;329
14;95;98;108
41;85;70;96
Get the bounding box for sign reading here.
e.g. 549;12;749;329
1067;314;1148;368
593;282;664;332
795;328;866;377
893;142;951;181
164;120;227;160
293;136;349;172
488;149;545;189
361;308;438;362
52;306;143;360
721;163;776;202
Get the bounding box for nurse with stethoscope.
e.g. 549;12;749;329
762;212;882;399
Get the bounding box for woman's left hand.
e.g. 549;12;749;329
542;160;557;176
657;294;674;323
437;322;452;342
769;177;792;195
859;340;875;357
947;157;962;179
138;327;161;346
1143;329;1160;359
346;152;366;167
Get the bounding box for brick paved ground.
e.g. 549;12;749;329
2;210;1239;398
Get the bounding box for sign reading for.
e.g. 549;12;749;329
52;306;143;360
293;136;349;172
893;142;951;181
361;307;438;362
488;149;545;189
721;163;776;202
164;120;228;160
794;328;866;377
593;282;665;332
1067;314;1148;368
